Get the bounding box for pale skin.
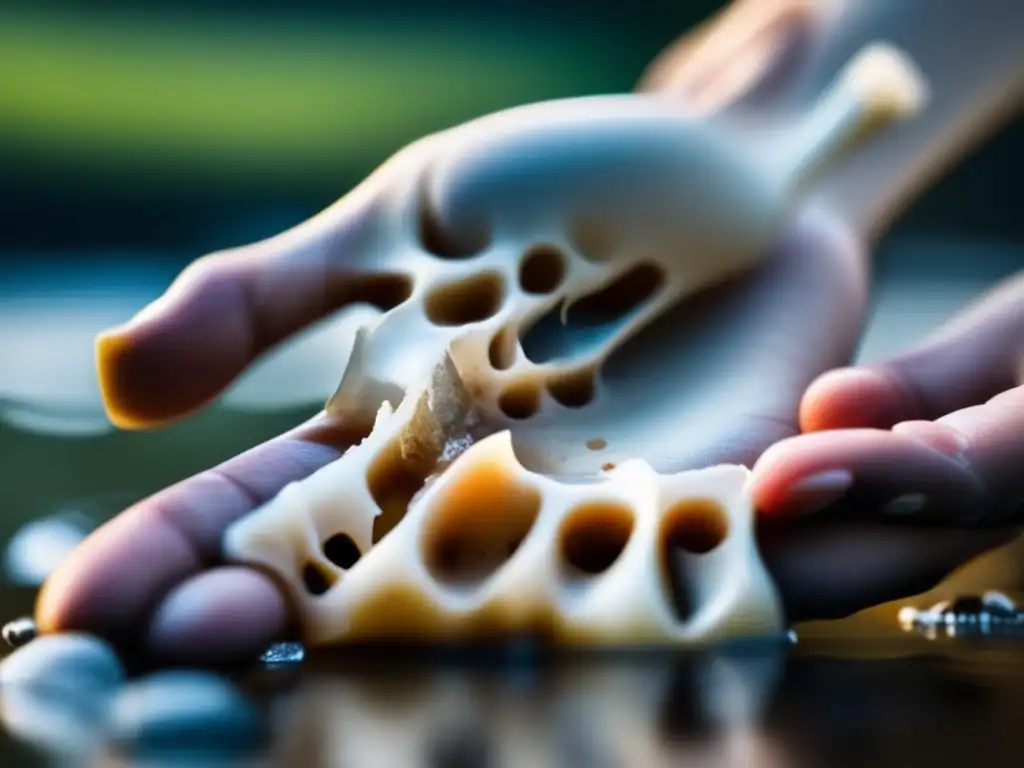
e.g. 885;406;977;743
37;0;1023;664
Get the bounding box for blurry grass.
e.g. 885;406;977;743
0;10;630;175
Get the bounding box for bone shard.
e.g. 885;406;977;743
222;351;477;627
223;42;928;647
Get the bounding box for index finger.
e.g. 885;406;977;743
35;412;363;663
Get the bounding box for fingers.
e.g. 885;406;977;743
753;384;1024;527
36;411;363;663
97;194;401;430
800;272;1024;431
637;0;819;114
145;567;288;666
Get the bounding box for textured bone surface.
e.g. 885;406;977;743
228;428;780;646
224;42;927;646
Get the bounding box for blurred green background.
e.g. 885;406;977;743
0;0;1021;617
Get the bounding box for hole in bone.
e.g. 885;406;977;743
519;262;666;364
664;500;729;554
323;533;361;570
567;262;666;325
568;213;619;262
487;327;517;370
330;272;414;313
418;189;491;259
302;562;335;596
422;461;542;589
368;439;437;544
424;272;505;327
558;501;634;578
659;500;730;622
546;368;596;409
497;380;541;421
518;244;567;294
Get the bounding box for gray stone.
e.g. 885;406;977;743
0;681;110;758
2;616;37;649
0;632;124;692
108;670;267;760
0;633;124;758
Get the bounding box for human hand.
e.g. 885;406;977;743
35;171;1006;666
751;271;1024;552
35;0;1020;663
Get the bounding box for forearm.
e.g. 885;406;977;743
641;0;1024;242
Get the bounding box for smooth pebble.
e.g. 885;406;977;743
0;633;124;757
0;632;124;691
107;670;267;759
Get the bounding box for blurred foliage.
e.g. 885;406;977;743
0;4;692;251
0;11;632;175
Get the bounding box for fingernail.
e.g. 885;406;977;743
879;493;928;517
777;469;853;516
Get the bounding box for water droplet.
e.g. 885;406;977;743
259;642;305;667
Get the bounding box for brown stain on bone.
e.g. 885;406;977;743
421;460;542;589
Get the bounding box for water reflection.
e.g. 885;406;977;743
259;645;1024;767
264;647;789;768
2;640;1024;767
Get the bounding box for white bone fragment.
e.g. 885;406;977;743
227;422;781;647
224;42;927;646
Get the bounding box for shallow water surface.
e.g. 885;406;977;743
1;597;1022;768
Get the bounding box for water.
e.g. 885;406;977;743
1;633;1023;766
